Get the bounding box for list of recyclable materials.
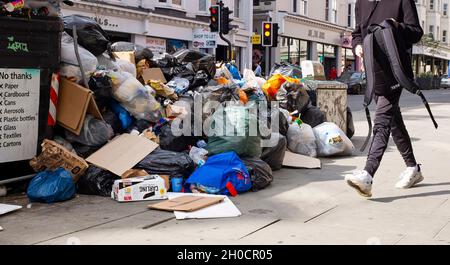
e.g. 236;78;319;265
0;68;40;163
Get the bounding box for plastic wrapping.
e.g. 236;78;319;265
148;81;178;100
111;42;136;52
206;106;262;158
167;77;190;95
109;71;162;122
88;72;113;110
301;104;326;128
27;168;76;203
189;147;208;165
262;74;301;100
313;122;355;157
261;133;287;171
116;59;137;77
173;49;216;78
63;15;110;57
65;115;114;147
135;149;195;177
270;63;302;78
287;122;318;157
242;157;273;191
60;32;98;84
77;165;120;197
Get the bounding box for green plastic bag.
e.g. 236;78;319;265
206;106;262;158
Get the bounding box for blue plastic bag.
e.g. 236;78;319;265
27;168;76;203
109;99;134;130
226;64;242;80
185;152;252;196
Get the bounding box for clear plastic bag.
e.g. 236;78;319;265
287;122;318;157
313;122;354;157
109;71;162;122
189;147;208;165
60;32;98;84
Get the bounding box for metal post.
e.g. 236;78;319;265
219;32;232;63
265;46;270;78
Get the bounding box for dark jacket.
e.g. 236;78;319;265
352;0;423;50
353;0;423;95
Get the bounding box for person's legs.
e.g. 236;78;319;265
364;92;400;177
390;93;417;168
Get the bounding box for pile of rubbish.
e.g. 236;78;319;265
24;15;355;204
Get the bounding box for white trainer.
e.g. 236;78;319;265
345;170;373;198
395;165;424;189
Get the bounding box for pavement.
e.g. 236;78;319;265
1;89;450;245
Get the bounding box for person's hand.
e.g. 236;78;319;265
355;45;364;58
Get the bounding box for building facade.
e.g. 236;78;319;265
253;0;357;78
414;0;450;75
61;0;253;70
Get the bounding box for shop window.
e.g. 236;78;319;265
199;0;208;12
234;0;241;18
280;37;290;63
289;39;300;65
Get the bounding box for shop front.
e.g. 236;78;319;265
272;14;353;79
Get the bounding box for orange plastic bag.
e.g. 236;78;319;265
216;77;229;85
238;89;248;104
262;74;300;100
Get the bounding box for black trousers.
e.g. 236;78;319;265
364;89;417;177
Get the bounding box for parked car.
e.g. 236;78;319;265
440;74;450;89
337;71;366;95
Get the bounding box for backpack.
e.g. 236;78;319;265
185;152;251;196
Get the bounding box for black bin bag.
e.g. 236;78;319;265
135;149;195;177
242;157;273;191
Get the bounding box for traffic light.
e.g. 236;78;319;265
272;23;279;47
209;5;220;32
220;6;233;34
262;22;273;47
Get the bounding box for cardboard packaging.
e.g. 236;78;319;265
149;196;224;212
142;68;167;84
30;140;89;182
111;175;168;202
113;51;136;65
86;134;159;176
56;78;103;135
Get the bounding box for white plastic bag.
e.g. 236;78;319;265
189;147;208;165
313;122;354;157
116;59;137;77
60;32;98;83
287;122;317;157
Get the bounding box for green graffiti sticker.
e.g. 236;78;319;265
7;36;29;53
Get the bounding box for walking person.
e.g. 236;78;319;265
345;0;424;197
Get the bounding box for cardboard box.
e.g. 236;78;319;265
149;196;224;212
86;134;159;176
56;78;103;135
30;140;89;182
111;175;168;202
142;68;167;84
113;51;136;65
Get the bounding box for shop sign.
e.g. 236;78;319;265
146;37;167;54
341;35;352;48
308;30;325;40
251;34;262;45
193;28;217;49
